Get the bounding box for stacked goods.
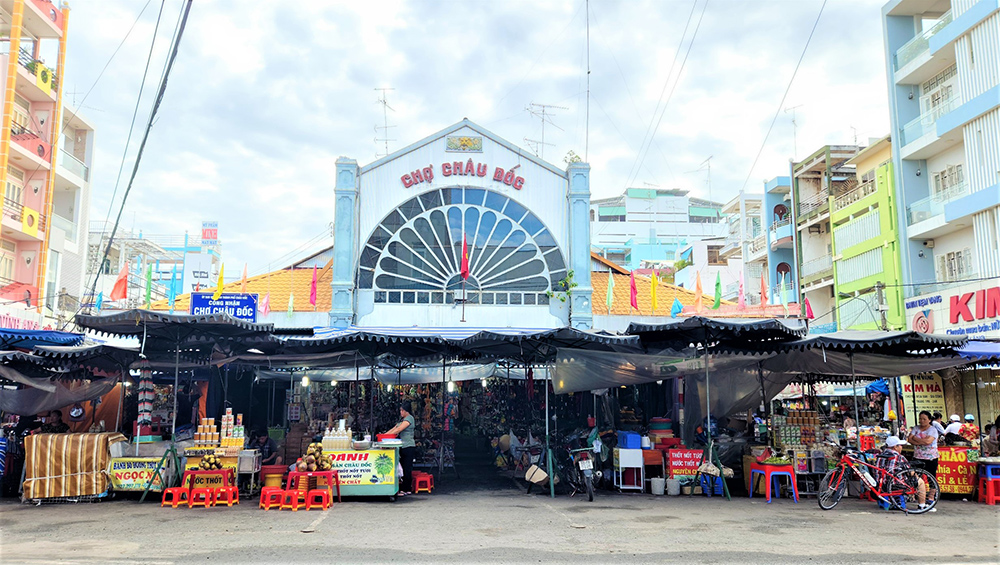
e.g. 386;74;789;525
194;418;219;447
198;453;223;470
773;411;822;450
295;442;333;472
218;409;245;455
648;418;680;449
283;423;310;464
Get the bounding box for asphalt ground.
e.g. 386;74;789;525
1;470;998;565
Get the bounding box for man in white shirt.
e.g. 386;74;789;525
943;414;963;436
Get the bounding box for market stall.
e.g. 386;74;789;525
22;432;128;502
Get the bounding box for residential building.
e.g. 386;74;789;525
719;191;763;302
673;237;742;298
85;222;222;311
590;188;725;270
792;145;861;334
833;136;906;331
882;0;1000;339
763;176;797;307
0;0;67;330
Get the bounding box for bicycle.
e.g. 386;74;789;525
817;443;939;514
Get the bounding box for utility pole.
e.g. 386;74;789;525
525;102;567;160
875;281;889;331
374;87;396;158
585;0;591;161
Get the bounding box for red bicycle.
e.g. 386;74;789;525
817;444;939;514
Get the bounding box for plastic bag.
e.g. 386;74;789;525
697;462;720;477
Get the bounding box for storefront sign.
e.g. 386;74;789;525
936;446;976;494
401;161;525;190
905;278;1000;338
189;293;258;323
900;375;946;420
110;457;163;492
183;457;238;488
667;449;702;478
327;449;397;486
201;221;218;245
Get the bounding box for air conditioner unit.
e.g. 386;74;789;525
913;211;931;223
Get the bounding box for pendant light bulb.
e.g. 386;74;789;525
300;376;310;387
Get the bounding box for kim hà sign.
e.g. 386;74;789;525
904;278;1000;338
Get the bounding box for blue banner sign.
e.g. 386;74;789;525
189;293;258;322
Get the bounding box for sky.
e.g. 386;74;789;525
61;0;891;279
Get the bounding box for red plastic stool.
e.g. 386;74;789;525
214;486;240;506
188;488;215;508
413;471;434;490
977;477;1000;505
280;489;305;511
259;487;284;510
161;486;190;508
413;474;433;494
306;489;332;510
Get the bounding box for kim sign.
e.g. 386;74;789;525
190;293;258;323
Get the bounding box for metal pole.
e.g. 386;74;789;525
545;363;554;499
974;366;983;445
441;356;446;475
888;377;900;435
171;345;180;439
850;353;862;451
704;329;711;452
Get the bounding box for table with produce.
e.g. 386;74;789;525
291;437;403;499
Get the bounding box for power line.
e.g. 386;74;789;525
739;0;827;191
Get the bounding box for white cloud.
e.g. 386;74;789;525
63;0;890;277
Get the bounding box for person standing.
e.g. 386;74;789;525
931;413;946;435
907;410;941;476
384;405;416;495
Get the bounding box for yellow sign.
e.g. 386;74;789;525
110;457;163;492
184;456;238;488
34;63;52;96
21;207;38;238
328;449;396;486
900;375;946;421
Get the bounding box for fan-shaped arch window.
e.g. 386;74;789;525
357;187;567;306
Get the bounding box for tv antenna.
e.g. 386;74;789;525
524;102;567;160
374;87;396;158
784;105;803;160
686;156;714;203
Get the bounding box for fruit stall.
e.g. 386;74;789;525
292;439;401;498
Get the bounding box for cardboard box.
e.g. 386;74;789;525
525;465;549;485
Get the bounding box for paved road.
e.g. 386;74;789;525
1;477;998;564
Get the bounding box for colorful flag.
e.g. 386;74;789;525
738;271;745;309
629;270;638;312
460;235;470;280
213;264;225;300
240;264;248;294
287;293;294;318
309;265;318;306
712;272;722;309
260;293;270;316
144;262;153;306
168;265;177;313
195;282;200;292
760;271;769;307
670;298;683;318
804;296;815;319
95;291;104;312
650;270;659;313
605;271;615;314
694;271;703;312
110;262;128;301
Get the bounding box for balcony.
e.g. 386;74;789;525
899;94;963;158
2;197;47;239
801;255;833;286
747;234;767;259
58;149;89;181
8;47;59;100
50;213;75;243
769;218;793;250
894;11;952;71
832;180;877;213
723;281;739;300
10;122;51;163
720;236;741;257
797;191;829;219
906;182;971;238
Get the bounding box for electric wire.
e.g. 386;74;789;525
739;0;828;192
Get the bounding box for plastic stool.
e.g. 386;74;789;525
413;474;433;494
259;487;284;510
699;475;724;497
280;489;305;511
981;464;1000;480
414;471;434;490
188;488;215;508
214;486;239;506
749;462;799;503
161;487;190;508
978;477;1000;505
306;489;331;510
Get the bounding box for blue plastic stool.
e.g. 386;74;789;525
700;475;723;496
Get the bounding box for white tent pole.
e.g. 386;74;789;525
850;353;861;450
545;363;554;499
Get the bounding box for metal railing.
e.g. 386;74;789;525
748;234;766;255
900;93;963;146
894;11;953;70
14;47;58;91
801;255;833;278
833;180;877;211
59;149;89;181
10;122;41;138
3;197;47;232
798;191;829;217
906;181;970;225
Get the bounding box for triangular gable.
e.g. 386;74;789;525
359;118;567;178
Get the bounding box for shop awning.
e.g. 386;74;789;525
0;329;83;349
74;309;275;342
627;316;808;352
771;330;966;353
958;340;1000;361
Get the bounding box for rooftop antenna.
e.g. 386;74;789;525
687;156;714;203
585;0;591;161
850;125;858;146
374;87;396;158
525;102;567;160
784;105;803;160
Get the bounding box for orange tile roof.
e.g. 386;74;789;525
591;272;735;316
149;260;333;313
590;252;629;275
